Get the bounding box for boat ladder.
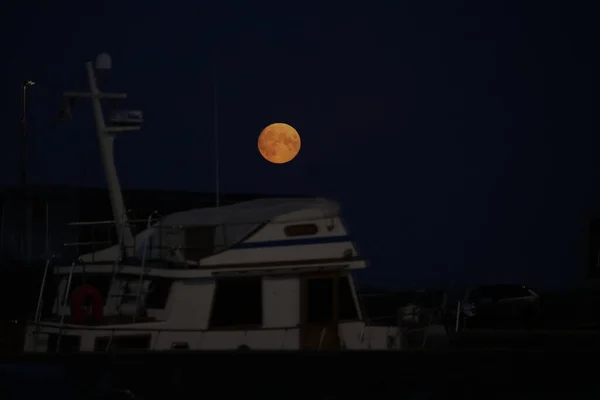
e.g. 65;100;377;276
132;210;158;321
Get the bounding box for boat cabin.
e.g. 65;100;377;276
25;198;398;351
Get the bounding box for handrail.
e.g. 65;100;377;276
64;241;112;247
34;257;53;323
106;330;115;351
32;257;54;351
66;219;160;227
64;214;340;228
318;327;327;350
62;243;231;252
133;211;158;322
56;260;78;350
28;321;302;332
455;300;461;332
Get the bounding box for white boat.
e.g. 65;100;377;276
23;54;419;352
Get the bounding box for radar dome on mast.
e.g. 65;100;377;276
95;53;112;71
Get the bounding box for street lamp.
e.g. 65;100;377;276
20;80;35;263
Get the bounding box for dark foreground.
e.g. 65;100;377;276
1;349;599;398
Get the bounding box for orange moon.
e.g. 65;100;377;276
257;123;301;164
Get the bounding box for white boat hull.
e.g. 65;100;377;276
24;321;399;351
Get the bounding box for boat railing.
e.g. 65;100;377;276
61;210;340;265
61;216;240;265
62;218;161;264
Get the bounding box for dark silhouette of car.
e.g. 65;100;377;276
462;285;541;329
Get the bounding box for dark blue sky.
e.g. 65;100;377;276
1;1;598;289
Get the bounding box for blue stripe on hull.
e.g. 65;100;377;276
233;235;351;249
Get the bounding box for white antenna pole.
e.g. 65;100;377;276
85;61;135;257
213;68;220;208
65;56;139;258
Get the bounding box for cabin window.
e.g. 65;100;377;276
95;334;151;352
284;224;318;237
305;278;334;323
305;276;358;323
183;226;216;261
47;334;80;353
145;278;173;309
209;277;262;328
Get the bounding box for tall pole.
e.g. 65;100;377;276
20;80;35;264
20;84;27;198
213;72;220;208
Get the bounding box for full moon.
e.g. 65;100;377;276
257;123;301;164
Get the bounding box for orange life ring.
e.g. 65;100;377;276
71;284;104;324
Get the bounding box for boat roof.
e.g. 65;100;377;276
160;197;340;226
0;185;311;265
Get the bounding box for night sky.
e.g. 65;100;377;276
0;1;598;290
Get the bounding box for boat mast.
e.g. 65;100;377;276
64;54;138;257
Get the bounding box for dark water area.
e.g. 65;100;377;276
0;363;79;400
1;351;600;398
